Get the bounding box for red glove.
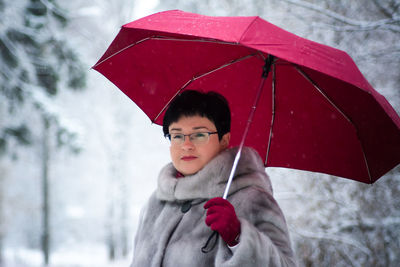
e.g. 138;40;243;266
204;197;241;246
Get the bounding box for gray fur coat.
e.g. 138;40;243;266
130;147;297;267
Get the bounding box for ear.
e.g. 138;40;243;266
220;132;231;149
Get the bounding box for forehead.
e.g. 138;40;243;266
169;115;216;130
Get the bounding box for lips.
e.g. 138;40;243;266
181;156;197;161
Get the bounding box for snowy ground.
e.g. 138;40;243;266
3;244;132;267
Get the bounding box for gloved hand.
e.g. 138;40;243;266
204;197;241;246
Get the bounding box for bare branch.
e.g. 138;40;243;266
393;1;400;14
330;217;400;234
294;229;371;255
354;46;400;62
337;250;358;267
39;0;68;20
372;0;394;18
282;0;400;32
311;21;400;32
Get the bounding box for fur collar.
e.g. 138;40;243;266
156;146;272;201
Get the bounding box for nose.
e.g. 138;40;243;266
181;135;195;150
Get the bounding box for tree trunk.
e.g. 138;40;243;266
107;199;116;261
120;183;128;257
41;116;50;265
0;218;3;266
0;185;3;265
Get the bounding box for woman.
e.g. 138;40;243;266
131;90;297;266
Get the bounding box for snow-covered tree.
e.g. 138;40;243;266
0;0;86;264
0;0;86;155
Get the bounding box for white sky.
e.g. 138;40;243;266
133;0;160;19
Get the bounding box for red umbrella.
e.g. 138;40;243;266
93;10;400;185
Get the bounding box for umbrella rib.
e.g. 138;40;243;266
265;63;276;166
92;36;154;68
93;36;241;68
295;66;353;124
152;53;258;123
193;54;257;81
294;66;373;183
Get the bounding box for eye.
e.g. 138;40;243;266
191;132;208;141
172;134;184;140
193;132;207;138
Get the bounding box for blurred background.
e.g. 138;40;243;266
1;0;399;266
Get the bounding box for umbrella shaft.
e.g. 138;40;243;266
223;55;274;199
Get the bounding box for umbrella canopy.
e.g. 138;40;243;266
93;10;400;184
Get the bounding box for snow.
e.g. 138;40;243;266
2;0;399;266
4;245;131;267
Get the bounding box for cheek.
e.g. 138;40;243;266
170;147;184;171
201;144;222;163
170;147;178;162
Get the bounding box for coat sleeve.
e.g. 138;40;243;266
215;186;297;267
130;194;154;267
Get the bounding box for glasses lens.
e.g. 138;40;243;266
170;133;184;144
190;132;209;144
168;132;212;145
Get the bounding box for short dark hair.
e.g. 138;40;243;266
162;90;231;140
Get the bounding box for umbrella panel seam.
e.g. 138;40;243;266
239;16;259;43
151;36;240;46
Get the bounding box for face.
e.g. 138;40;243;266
168;115;230;176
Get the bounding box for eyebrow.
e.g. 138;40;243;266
169;126;210;132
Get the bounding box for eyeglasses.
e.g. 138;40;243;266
165;132;218;146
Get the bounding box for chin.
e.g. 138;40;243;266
179;165;202;176
177;161;202;176
181;169;198;176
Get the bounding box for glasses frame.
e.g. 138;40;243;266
165;131;218;146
